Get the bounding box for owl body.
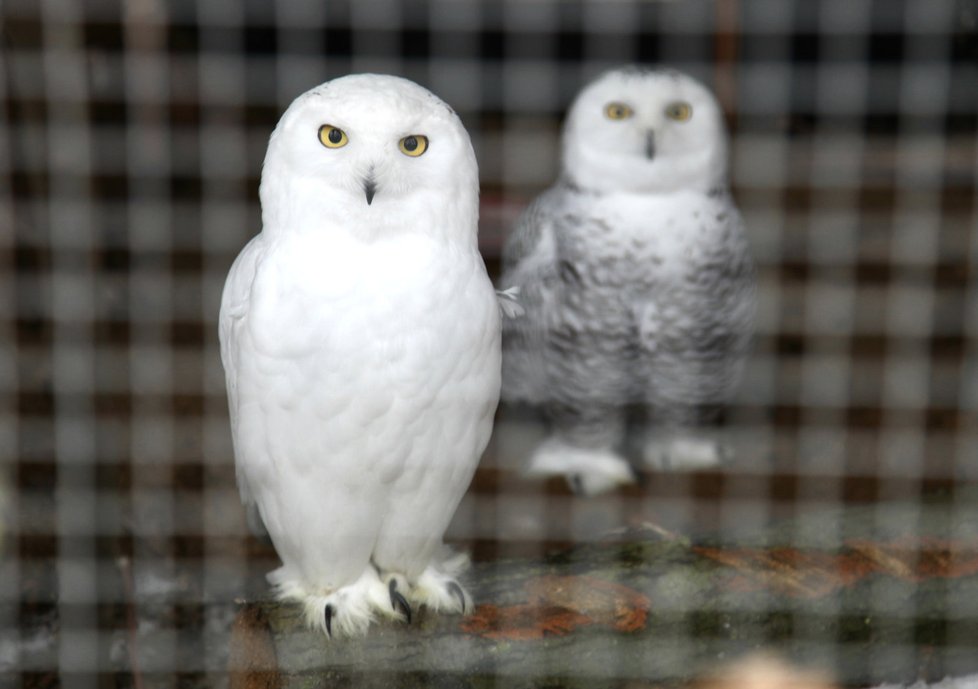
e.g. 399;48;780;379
502;67;754;494
221;75;500;637
566;187;752;405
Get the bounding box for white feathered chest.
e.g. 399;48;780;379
229;229;500;489
249;232;483;360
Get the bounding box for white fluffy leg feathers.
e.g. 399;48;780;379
526;436;636;495
408;551;473;615
643;436;730;471
268;566;394;639
268;551;474;639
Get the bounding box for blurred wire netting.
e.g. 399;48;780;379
1;0;976;685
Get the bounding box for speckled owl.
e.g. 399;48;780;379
501;66;755;494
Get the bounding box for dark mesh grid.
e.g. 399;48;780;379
1;0;976;684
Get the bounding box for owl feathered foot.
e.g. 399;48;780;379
643;436;731;471
269;554;473;638
268;565;401;639
525;436;635;496
399;550;473;615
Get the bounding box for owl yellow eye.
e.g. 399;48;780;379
604;102;633;120
398;135;428;157
665;101;693;121
318;125;348;148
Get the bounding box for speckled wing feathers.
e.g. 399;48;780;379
500;186;565;406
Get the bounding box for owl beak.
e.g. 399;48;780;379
644;130;656;160
363;176;377;205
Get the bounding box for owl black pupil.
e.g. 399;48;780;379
404;137;418;151
328;128;342;143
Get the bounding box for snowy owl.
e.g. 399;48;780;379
501;66;755;495
219;74;501;638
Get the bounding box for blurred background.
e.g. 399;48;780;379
1;0;976;685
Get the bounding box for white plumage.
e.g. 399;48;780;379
502;66;755;494
219;74;501;637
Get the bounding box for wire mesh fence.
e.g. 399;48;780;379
1;0;976;685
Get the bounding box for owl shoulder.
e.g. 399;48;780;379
219;233;267;354
502;182;584;272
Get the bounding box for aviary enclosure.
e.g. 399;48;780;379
1;0;975;686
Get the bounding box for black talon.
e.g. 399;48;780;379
447;581;466;614
388;579;412;624
570;474;585;495
324;604;334;637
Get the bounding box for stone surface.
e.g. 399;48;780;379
228;490;978;688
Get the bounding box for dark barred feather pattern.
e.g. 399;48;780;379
501;181;755;442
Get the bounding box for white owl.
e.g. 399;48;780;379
502;66;755;495
219;74;501;638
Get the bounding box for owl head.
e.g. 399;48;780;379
561;66;729;194
259;74;479;242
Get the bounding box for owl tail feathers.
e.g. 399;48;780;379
408;548;474;615
525;436;636;496
267;565;397;638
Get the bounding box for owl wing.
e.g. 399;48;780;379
218;234;267;531
499;185;571;404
